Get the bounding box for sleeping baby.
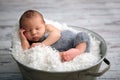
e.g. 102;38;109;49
19;10;90;62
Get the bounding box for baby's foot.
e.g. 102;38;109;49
60;48;80;62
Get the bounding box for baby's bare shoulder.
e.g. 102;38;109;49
46;24;59;31
46;24;54;29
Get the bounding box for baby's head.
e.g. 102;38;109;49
19;10;46;42
19;10;45;28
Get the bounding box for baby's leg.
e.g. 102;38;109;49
74;32;90;52
52;30;75;51
61;32;90;61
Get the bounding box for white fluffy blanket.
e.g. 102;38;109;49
11;19;101;72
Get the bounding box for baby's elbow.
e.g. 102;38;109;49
57;31;61;39
55;30;61;39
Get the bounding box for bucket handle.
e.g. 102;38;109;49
86;58;110;77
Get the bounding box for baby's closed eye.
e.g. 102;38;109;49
36;27;40;30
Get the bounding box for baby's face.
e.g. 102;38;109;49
22;16;46;42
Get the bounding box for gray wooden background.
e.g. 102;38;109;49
0;0;120;80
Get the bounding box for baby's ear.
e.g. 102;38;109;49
20;25;24;29
19;25;24;29
19;26;22;29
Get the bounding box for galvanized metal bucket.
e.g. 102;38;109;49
12;26;110;80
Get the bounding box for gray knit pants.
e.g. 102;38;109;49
52;30;90;52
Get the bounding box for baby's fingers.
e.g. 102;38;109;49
30;43;41;48
19;28;27;40
19;28;25;34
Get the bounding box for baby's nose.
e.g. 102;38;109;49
31;30;37;35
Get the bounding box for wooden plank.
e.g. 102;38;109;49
0;73;22;80
0;25;13;49
0;51;20;73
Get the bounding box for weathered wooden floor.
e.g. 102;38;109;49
0;0;120;80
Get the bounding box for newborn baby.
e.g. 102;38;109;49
19;10;90;62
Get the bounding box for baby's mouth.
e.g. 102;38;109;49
32;37;39;41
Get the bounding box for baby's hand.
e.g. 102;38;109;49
30;43;42;48
60;48;80;62
19;28;27;41
19;28;30;50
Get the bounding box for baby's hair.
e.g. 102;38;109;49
19;10;45;28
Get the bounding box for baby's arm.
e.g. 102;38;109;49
19;29;30;50
61;42;86;62
41;24;61;46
